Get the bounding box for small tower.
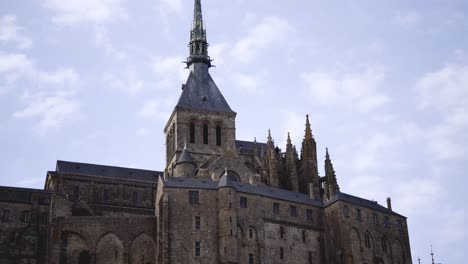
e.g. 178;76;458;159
265;130;279;187
285;132;299;192
299;115;320;199
173;145;196;177
324;148;340;200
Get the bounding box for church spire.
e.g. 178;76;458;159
305;114;314;140
186;0;211;68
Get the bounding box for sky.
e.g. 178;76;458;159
1;0;467;262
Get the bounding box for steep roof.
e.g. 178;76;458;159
325;192;404;218
56;160;163;183
176;71;234;114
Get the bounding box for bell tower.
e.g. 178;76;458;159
164;0;237;176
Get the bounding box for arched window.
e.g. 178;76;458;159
364;233;371;248
203;124;208;145
249;228;253;238
189;123;196;143
381;237;388;253
103;189;109;204
216;125;222;146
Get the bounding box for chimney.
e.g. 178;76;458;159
386;197;392;211
309;183;315;199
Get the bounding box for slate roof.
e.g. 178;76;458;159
177;148;195;164
176;71;234;114
56;160;163;183
0;186;51;204
163;177;323;206
325;192;404;218
236;140;267;152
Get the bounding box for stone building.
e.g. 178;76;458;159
0;0;412;263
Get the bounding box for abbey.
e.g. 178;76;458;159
0;1;412;263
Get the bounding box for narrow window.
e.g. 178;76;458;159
240;197;247;208
74;186;80;201
290;205;297;217
195;241;201;256
306;209;313;222
2;210;10;223
372;213;378;225
103;189;109;204
381;238;388;253
132;191;138;206
21;210;30;223
189;191;199;204
41;212;48;225
249;253;254;264
203;124;208;145
308;252;313;264
189;123;196;143
279;226;285;239
356;209;362;221
216;126;222;146
273;203;279;215
249;228;253;239
343;205;349;218
195;216;201;230
280;247;284;259
384;216;390;228
302;230;306;243
397;219;403;231
364;233;371;248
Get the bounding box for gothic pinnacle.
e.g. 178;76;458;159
187;0;211;67
287;132;292;145
305;114;313;140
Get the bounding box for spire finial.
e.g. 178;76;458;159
287;132;292;145
268;129;272;142
305;114;313;140
186;0;211;68
326;147;330;159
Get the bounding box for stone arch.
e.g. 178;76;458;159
392;239;406;264
61;231;90;264
130;233;156;264
362;230;375;263
380;235;393;263
95;233;125;264
348;228;361;264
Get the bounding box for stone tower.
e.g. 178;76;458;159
164;0;237;176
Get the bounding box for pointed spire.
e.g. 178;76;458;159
268;129;272;142
186;0;211;68
304;114;313;140
325;147;330;160
287;132;292;146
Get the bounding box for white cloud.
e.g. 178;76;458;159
393;11;422;29
0;15;32;49
13;68;81;134
151;56;186;89
415;63;468;160
301;68;389;113
232;16;293;64
138;99;173;121
232;72;264;94
94;26;127;60
353;133;393;171
42;0;128;26
159;0;183;14
103;70;143;95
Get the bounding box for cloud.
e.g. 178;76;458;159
393;11;422;29
13;68;81;134
159;0;183;14
42;0;128;26
94;26;127;60
138;99;174;121
0;15;32;49
232;16;293;64
232;72;264;94
353;133;393;171
103;70;143;95
0;52;81;133
151;55;186;89
415;63;468;160
301;68;389;112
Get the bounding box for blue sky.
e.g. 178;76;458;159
1;0;467;262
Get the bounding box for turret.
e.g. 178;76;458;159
299;115;320;199
285;132;299;192
324;148;340;200
173;145;196;177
